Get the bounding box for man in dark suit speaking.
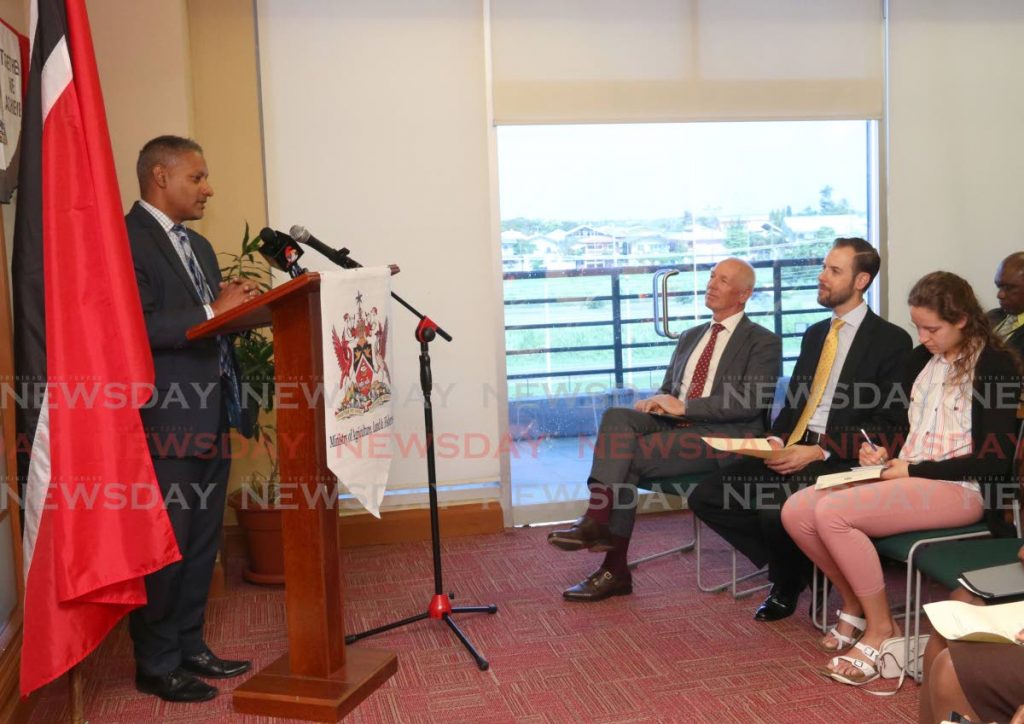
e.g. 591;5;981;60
689;238;911;622
547;258;782;602
126;136;257;702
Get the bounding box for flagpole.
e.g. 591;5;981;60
69;665;84;724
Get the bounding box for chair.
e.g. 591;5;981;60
899;519;1023;682
629;475;770;598
625;376;790;599
870;416;1024;682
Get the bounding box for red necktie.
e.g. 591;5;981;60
687;323;725;399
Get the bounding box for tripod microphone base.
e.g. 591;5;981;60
346;598;498;671
428;593;452;618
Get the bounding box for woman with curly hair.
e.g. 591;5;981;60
781;271;1021;686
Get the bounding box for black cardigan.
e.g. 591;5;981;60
902;344;1021;530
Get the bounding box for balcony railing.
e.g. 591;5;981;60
503;258;830;401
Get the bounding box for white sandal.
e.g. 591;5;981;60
817;610;867;652
824;641;881;686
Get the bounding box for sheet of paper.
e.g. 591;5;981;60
814;466;885;490
701;437;785;459
923;599;1024;645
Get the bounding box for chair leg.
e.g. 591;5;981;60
810;565;830;633
913;569;924;683
728;549;771;599
627;511;696;570
695;519;731;593
693;519;769;595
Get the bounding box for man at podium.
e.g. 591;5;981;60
124;135;257;703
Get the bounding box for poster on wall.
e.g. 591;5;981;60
0;17;28;203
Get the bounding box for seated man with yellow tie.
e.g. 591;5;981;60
990;251;1024;359
688;238;912;622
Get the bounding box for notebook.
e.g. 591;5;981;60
958;561;1024;600
814;466;885;490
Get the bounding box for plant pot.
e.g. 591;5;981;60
228;490;285;585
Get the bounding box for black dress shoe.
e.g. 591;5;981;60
135;668;218;702
562;567;633;602
547;516;613;552
754;584;802;621
181;650;252;679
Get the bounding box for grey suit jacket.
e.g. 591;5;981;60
657;315;782;438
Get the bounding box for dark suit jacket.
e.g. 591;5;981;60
657;315;782;439
903;344;1021;534
772;307;912;463
126;201;248;456
987;308;1024;361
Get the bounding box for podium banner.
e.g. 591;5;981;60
320;268;395;516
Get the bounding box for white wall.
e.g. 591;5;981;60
254;0;1024;506
256;0;503;496
887;0;1024;331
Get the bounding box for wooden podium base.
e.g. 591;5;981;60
232;648;397;721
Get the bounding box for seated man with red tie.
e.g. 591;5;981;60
547;258;781;602
688;238;912;622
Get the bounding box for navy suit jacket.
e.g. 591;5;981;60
126;201;250;456
771;307;912;463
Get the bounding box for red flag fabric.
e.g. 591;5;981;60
12;0;179;696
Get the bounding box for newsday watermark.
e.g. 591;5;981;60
2;377;1021;412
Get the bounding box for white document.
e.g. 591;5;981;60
814;466;885;490
924;599;1024;645
702;437;785;459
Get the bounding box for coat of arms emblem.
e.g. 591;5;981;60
331;291;392;419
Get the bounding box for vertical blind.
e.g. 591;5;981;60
489;0;884;124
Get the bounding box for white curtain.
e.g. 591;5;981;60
490;0;884;124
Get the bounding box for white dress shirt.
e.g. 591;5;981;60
139;200;214;320
806;301;868;434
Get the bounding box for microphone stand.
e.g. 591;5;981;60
304;244;498;670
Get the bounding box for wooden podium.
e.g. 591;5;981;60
188;272;397;721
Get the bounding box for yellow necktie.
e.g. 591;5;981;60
999;314;1023;339
787;318;846;446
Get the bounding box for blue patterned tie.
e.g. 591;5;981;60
171;224;242;430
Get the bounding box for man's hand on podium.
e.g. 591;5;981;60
211;278;261;316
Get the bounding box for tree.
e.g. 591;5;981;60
724;220;749;250
819;185;851;215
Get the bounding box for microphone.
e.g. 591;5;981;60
289;225;360;269
258;227;306;277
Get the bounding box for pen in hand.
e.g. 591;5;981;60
860;428;888;466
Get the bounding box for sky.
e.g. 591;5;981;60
496;121;872;221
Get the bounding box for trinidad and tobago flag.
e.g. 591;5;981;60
11;0;179;696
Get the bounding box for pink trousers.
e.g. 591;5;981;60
781;478;984;597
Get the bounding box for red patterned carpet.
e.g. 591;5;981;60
29;512;922;723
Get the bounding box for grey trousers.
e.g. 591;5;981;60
588;407;724;538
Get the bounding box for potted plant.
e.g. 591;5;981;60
221;224;284;584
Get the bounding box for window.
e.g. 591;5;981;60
497;121;878;521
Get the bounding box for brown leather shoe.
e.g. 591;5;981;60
547;516;613;552
562;567;633;602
